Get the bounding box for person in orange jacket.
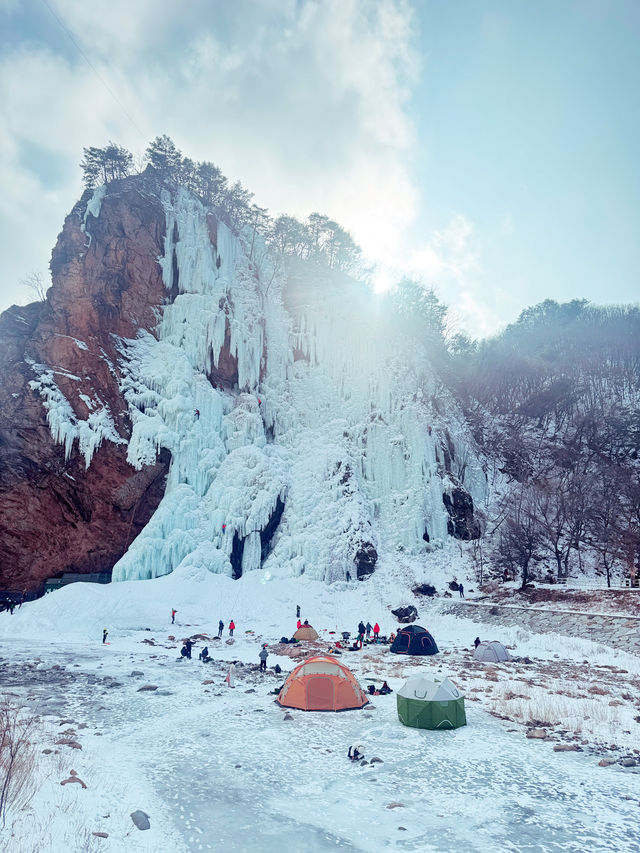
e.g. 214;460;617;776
229;620;235;636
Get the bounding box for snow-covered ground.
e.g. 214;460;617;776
1;564;639;853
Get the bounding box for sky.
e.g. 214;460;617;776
0;0;638;338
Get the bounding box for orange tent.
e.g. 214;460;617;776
292;624;319;641
276;655;368;711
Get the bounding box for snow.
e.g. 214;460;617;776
53;333;89;350
83;184;107;226
2;563;640;852
28;362;126;467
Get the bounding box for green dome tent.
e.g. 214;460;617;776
397;676;466;730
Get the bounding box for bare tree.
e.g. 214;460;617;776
495;484;543;588
535;476;574;579
587;468;623;587
21;271;47;302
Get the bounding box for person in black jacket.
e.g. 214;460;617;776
348;745;365;761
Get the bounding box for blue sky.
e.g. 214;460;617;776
408;0;640;332
0;0;638;336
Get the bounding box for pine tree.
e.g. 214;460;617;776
145;135;183;177
80;142;133;189
194;161;227;207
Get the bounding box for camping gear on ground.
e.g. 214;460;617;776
293;624;319;642
390;624;439;656
397;676;466;730
276;655;368;711
473;641;511;662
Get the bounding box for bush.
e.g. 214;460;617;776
0;703;37;828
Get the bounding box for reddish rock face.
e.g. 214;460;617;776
0;178;172;594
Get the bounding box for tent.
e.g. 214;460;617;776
390;624;439;656
276;655;368;711
293;624;319;642
473;641;511;662
397;676;466;730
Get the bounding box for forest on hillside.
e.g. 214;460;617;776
452;300;640;588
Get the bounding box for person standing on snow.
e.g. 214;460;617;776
357;621;366;647
259;644;269;672
296;619;302;629
459;583;465;598
218;619;224;638
373;622;380;640
229;619;235;637
184;638;194;659
171;608;177;624
365;622;372;639
102;628;108;644
225;661;236;687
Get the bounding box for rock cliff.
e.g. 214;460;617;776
0;178;172;592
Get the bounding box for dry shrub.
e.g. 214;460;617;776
588;685;608;696
0;702;38;828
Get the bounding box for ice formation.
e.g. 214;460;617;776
28;362;126;468
37;182;487;582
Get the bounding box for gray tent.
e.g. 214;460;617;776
473;640;511;662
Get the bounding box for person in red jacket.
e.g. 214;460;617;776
229;620;235;636
296;619;302;629
373;622;380;640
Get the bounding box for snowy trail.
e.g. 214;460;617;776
5;633;639;853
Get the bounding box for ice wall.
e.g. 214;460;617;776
77;184;486;583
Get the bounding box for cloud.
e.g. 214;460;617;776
0;0;423;311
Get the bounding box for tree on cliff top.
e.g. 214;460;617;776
80;142;133;188
145;135;183;177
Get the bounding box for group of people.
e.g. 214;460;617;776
356;621;381;646
342;621;382;650
171;610;235;638
366;681;392;696
1;591;28;614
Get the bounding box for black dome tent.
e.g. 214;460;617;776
390;624;439;656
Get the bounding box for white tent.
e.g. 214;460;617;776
398;676;462;701
473;641;511;662
397;677;467;729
